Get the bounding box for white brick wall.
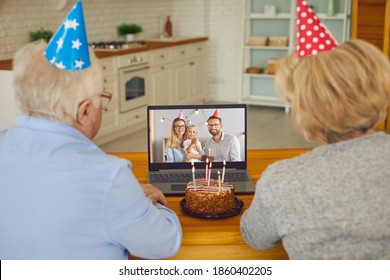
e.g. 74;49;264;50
0;0;246;102
206;0;245;102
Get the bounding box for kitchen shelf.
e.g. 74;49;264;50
248;13;292;19
245;46;289;50
241;0;352;111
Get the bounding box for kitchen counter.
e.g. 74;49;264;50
89;36;208;59
109;148;311;260
0;37;208;69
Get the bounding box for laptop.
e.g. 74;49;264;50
147;104;255;195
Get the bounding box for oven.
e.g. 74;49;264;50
118;52;150;113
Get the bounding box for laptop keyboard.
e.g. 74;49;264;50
149;171;250;183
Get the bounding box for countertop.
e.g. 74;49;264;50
0;37;208;70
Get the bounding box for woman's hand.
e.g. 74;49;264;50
140;184;168;206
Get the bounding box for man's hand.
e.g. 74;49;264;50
140;184;168;206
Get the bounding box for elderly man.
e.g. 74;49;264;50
0;1;181;260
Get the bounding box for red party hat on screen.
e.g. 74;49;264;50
296;0;338;58
177;110;184;119
212;109;220;117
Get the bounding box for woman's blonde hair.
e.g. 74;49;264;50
275;39;390;144
167;118;186;149
12;41;103;125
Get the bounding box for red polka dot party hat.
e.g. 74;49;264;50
296;0;338;58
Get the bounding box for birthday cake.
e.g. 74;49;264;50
185;178;235;215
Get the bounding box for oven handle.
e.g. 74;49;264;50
121;66;150;74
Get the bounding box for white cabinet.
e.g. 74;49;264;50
170;42;207;105
149;41;207;105
189;42;207;103
190;55;206;103
94;56;120;140
149;48;171;105
170;58;190;104
241;0;351;110
150;64;171;105
94;40;208;145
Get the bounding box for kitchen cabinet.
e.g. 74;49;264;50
150;48;171;105
189;43;207;104
170;42;207;105
241;0;352;110
93;39;208;146
150;64;171;105
93;54;148;146
94;56;120;141
150;41;207;105
171;58;190;104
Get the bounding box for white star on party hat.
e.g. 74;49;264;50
296;0;338;58
45;0;90;70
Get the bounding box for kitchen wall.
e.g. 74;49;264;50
0;0;245;102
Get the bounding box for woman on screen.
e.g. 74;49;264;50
165;118;186;162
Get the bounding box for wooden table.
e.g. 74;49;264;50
109;148;310;260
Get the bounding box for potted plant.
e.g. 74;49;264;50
116;23;143;42
29;28;53;43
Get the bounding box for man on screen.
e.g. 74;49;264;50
203;110;241;162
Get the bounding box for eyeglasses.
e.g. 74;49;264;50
101;91;112;111
174;125;185;129
207;123;220;128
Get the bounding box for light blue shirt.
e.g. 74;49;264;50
165;142;186;162
0;115;182;260
204;132;241;162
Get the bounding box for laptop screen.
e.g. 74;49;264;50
147;104;247;171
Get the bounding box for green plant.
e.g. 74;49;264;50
29;28;53;43
116;23;143;36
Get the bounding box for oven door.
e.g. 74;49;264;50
119;63;150;113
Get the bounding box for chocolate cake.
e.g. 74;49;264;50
185;178;235;215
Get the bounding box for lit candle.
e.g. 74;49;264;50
208;161;212;187
205;157;209;179
222;160;226;183
192;166;196;191
217;170;221;193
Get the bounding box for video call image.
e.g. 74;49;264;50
148;106;246;163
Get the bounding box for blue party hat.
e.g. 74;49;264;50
45;0;90;70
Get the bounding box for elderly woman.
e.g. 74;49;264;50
0;41;182;260
165;117;187;162
240;39;390;259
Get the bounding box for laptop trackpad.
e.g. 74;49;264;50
171;184;187;192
